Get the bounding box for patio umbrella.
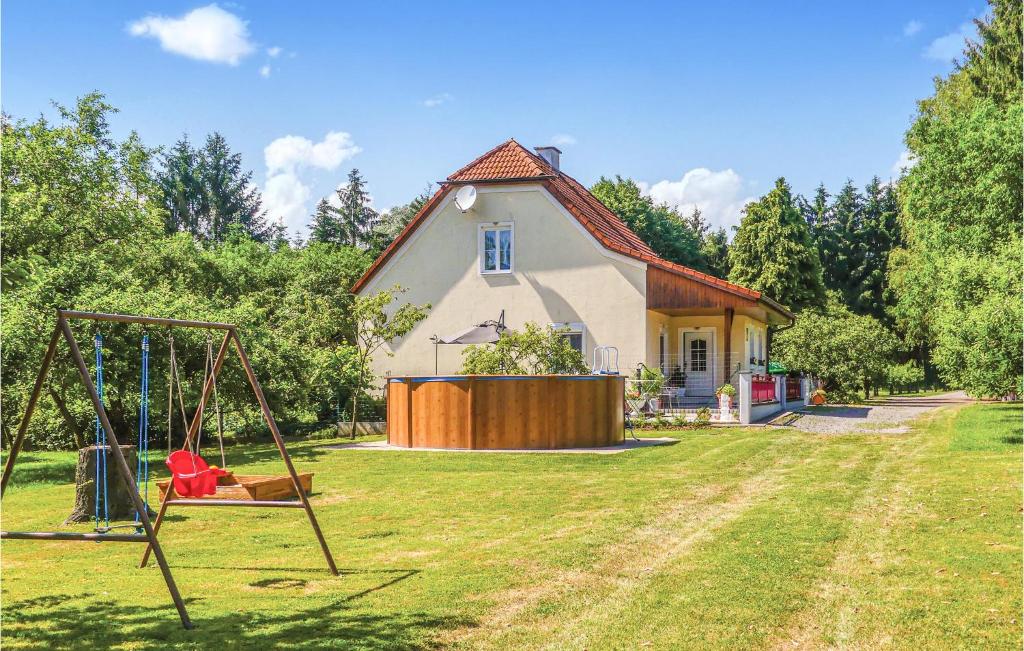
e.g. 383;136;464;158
430;311;507;372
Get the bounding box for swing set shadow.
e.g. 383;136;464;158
0;310;339;630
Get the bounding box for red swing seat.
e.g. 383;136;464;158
166;450;229;498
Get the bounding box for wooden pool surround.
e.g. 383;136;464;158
386;375;625;450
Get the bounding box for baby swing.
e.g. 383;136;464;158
156;335;313;502
163;335;229;498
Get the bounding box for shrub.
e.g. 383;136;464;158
886;362;926;390
716;384;736;397
460;322;588;375
695;407;712;425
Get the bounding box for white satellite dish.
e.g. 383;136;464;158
454;185;477;212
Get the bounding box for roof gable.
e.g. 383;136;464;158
351;139;793;321
447;139;554;182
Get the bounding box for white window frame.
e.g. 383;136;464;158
478;222;514;275
550;321;586;355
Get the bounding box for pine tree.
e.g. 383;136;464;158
335;169;378;248
828;180;864;300
853;177;901;322
198;133;268;241
700;227;731;279
684;207;710;240
801;183;830;232
158;137;202;236
156;132;270;242
728;178;825;310
309;198;343;244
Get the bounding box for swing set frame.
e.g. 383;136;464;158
1;310;338;630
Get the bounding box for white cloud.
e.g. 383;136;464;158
903;20;923;37
265;132;361;175
642;168;755;231
550;134;577;147
263;173;310;231
259;64;271;78
261;132;361;233
924;18;978;61
266;45;282;58
891;150;917;177
128;4;255;65
422;93;453;108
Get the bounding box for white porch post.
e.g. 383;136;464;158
738;370;752;425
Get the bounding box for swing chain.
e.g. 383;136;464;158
93;332;108;532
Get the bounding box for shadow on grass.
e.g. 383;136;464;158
3;567;462;650
2;456;78;485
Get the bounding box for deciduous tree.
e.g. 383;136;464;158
591;176;705;270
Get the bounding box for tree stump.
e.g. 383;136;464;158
65;445;156;524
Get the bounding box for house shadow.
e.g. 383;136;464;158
803;406;871;419
2;567;464;650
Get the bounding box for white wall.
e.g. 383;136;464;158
359;185;649;381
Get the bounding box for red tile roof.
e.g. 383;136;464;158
352;139;792;320
447;139;553;182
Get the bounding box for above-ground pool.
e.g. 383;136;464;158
386;374;625;450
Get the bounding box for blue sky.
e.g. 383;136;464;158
2;1;982;236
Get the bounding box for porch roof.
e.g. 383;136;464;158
646;265;794;326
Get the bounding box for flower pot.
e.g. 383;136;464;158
811;393;825;406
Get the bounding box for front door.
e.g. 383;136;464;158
682;331;714;396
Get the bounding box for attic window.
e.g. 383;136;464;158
479;223;513;274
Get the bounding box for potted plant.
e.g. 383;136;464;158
716;383;736;414
810;388;827;406
639;365;666;412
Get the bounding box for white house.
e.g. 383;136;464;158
353;139;793;403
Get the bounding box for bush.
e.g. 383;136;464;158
885;362;926;391
460;322;588;375
695;407;712;425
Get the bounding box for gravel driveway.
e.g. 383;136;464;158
784;391;972;434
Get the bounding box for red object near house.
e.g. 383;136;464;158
752;376;776;403
165;450;229;498
785;376;802;401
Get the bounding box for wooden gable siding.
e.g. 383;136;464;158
646;266;759;311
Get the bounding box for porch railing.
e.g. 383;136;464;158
785;376;802;401
751;375;776;404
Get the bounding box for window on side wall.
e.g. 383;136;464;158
551;322;585;355
479;223;513;274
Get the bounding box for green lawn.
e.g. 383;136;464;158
2;403;1020;649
